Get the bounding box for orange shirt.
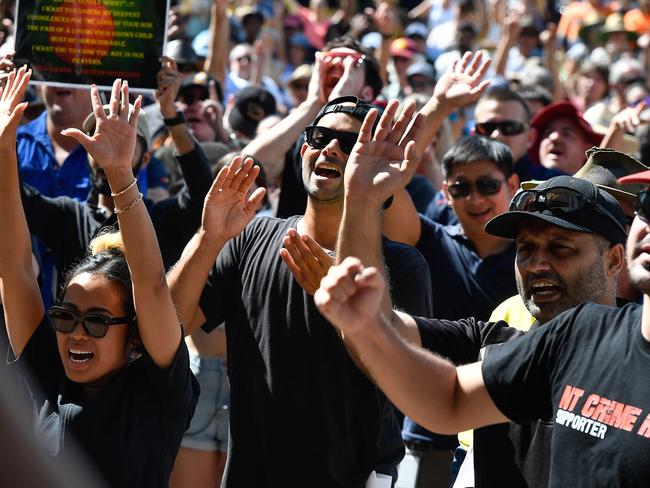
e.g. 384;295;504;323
557;0;617;43
624;8;650;35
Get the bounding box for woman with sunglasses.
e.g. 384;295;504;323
0;68;197;486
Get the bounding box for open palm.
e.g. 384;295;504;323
433;51;491;109
202;156;266;242
0;66;31;149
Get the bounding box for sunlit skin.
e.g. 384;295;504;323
55;273;132;386
626;215;650;294
474;99;533;162
322;48;370;100
229;44;253;80
443;159;519;239
576;69;608;108
538;117;592;174
515;221;618;323
300;111;362;204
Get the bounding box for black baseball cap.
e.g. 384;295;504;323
312;96;382;132
228;86;277;138
485;175;627;244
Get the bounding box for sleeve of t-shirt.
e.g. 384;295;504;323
383;239;433;317
481;311;574;424
139;336;199;435
199;233;242;332
11;314;64;397
414;316;486;365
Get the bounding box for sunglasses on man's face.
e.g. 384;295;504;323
304;125;359;154
474;120;527;137
48;306;134;339
447;177;505;198
635;189;650;223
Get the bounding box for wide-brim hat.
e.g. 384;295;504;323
486;175;627;244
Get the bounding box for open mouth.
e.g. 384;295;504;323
529;282;561;299
69;349;94;364
314;163;341;179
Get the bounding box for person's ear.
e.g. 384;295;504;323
527;126;537;150
300;142;309;158
140;151;151;170
442;180;451;202
506;172;520;197
605;243;626;278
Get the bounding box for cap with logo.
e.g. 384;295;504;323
486;175;627;244
312;96;382;132
228;85;277;138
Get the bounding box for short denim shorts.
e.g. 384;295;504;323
181;351;230;452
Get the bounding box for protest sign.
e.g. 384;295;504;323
14;0;169;90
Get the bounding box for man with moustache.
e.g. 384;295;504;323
320;144;628;486
167;98;433;487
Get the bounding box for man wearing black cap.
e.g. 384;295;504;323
315;166;633;486
167;98;432;487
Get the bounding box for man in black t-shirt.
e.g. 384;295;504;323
316;164;639;486
168;97;432;487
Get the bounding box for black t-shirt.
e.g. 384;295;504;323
276;136;308;219
483;302;650;487
200;215;432;487
15;315;199;487
415;316;552;487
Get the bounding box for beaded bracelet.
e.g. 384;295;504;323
114;192;143;215
111;178;138;198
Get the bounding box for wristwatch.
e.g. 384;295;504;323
163;111;186;127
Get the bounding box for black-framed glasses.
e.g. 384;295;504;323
47;306;134;339
304;125;358;154
635;189;650;222
447;177;505;198
179;91;209;105
475;120;527;136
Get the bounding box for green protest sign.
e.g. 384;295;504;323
14;0;169;90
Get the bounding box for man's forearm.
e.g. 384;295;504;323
414;96;452;160
167;230;226;334
242;97;322;181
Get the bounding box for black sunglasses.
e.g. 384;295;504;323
304;125;358;154
512;187;625;232
179;92;209;105
475;120;527;136
635;189;650;222
48;306;134;339
447;177;505;198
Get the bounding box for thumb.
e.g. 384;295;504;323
60;128;93;148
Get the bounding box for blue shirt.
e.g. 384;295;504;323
17;111;90;201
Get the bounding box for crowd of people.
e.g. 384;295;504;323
1;0;650;486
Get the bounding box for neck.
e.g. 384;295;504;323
465;228;512;258
300;199;343;251
46;115;80;152
642;295;650;342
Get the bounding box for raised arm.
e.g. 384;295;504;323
62;80;179;368
167;157;265;335
0;67;43;356
315;258;509;434
204;0;228;90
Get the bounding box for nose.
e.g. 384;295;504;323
490;128;506;141
547;130;560;141
525;247;553;273
321;137;344;158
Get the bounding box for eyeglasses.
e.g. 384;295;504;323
475;120;527;136
447;177;505;198
635;190;650;222
179;91;209;105
47;306;134;339
236;55;252;63
620;76;646;87
304;125;358;154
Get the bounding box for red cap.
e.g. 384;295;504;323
619;170;650;184
390;38;418;59
529;101;603;165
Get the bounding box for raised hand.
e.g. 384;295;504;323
433;51;491;111
344;99;423;207
201;156;266;243
62;79;141;170
280;229;334;294
0;66;30;151
314;257;385;337
155;57;183;118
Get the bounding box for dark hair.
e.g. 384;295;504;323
517;84;553;110
442;135;514;178
61;232;137;338
323;36;383;99
480;84;532;121
636;123;650;163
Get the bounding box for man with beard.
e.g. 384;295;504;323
167;97;433;486
18;60;213;286
316;153;628;486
